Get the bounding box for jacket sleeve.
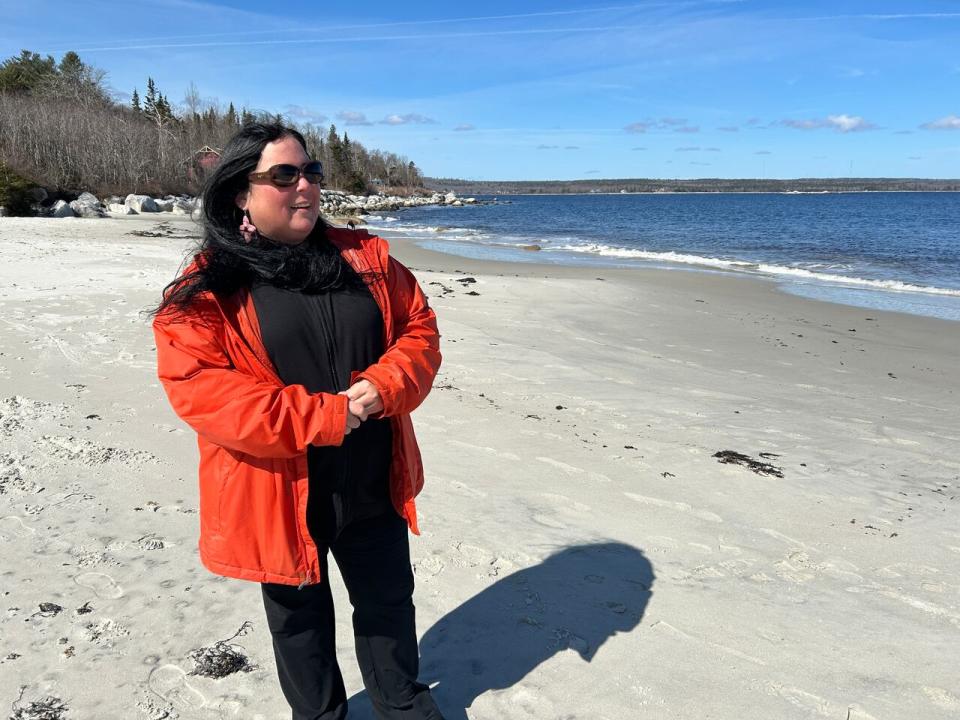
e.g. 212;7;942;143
354;256;442;418
153;304;348;458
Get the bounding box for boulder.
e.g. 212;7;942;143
125;194;159;212
171;198;194;215
444;192;457;204
51;200;75;218
70;193;106;218
154;199;175;212
108;203;136;215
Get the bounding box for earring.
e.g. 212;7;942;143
239;209;258;243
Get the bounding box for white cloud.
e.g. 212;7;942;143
780;115;876;132
453;123;475;131
827;114;875;132
285;104;328;125
624;121;652;134
920;115;960;130
625;117;697;134
380;113;436;125
336;110;372;126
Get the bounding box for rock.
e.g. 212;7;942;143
444;192;457;204
452;200;463;206
154;199;175;212
464;197;477;204
69;193;106;218
520;244;542;251
51;200;75;218
125;194;159;212
171;198;194;215
108;203;136;215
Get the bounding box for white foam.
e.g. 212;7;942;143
546;243;960;298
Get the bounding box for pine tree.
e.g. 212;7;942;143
226;102;237;126
131;88;140;112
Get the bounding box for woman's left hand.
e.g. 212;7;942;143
339;379;384;421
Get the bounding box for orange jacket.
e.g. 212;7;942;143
153;228;441;587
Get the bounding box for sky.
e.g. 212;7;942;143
3;0;960;180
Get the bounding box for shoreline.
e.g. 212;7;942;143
376;226;960;333
371;225;960;323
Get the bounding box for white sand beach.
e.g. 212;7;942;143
0;214;958;719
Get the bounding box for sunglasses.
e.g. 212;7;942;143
248;161;324;187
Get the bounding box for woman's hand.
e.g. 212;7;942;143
340;379;384;425
344;405;362;435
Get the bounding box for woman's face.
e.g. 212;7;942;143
237;135;321;246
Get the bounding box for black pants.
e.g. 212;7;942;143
261;512;444;720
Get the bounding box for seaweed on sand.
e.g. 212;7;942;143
10;688;69;720
712;450;785;478
188;621;257;679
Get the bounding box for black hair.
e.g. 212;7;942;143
153;122;365;317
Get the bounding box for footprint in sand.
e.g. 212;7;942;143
75;571;123;599
416;556;445;577
148;664;206;711
0;515;35;541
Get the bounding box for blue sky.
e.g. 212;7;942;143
4;0;960;180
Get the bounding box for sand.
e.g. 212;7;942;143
0;214;957;719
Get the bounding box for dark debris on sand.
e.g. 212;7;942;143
10;690;69;720
188;622;256;679
712;450;785;478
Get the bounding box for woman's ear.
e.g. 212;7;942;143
235;190;248;210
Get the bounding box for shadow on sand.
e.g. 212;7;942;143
349;541;654;719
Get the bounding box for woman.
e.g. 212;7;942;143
152;122;444;720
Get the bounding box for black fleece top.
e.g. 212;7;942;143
251;280;393;545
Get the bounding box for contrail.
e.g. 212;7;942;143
49;0;733;50
58;24;663;53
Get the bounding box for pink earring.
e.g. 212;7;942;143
239;210;258;243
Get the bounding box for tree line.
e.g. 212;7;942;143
0;49;424;209
427;177;960;194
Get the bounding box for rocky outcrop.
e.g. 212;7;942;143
44;189;467;220
69;192;106;218
51;200;76;218
125;194;159;213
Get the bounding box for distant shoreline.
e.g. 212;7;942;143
424;177;960;195
437;189;960;197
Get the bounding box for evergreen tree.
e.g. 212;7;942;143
131;88;141;112
226;102;237;126
0;50;57;93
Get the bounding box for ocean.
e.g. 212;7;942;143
364;192;960;322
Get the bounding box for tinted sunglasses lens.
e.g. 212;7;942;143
270;164;300;186
303;162;324;183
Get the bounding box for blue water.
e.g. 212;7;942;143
363;192;960;322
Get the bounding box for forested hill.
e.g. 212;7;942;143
0;49;424;199
425;177;960;194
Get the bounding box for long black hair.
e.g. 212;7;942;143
153;122;364;316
